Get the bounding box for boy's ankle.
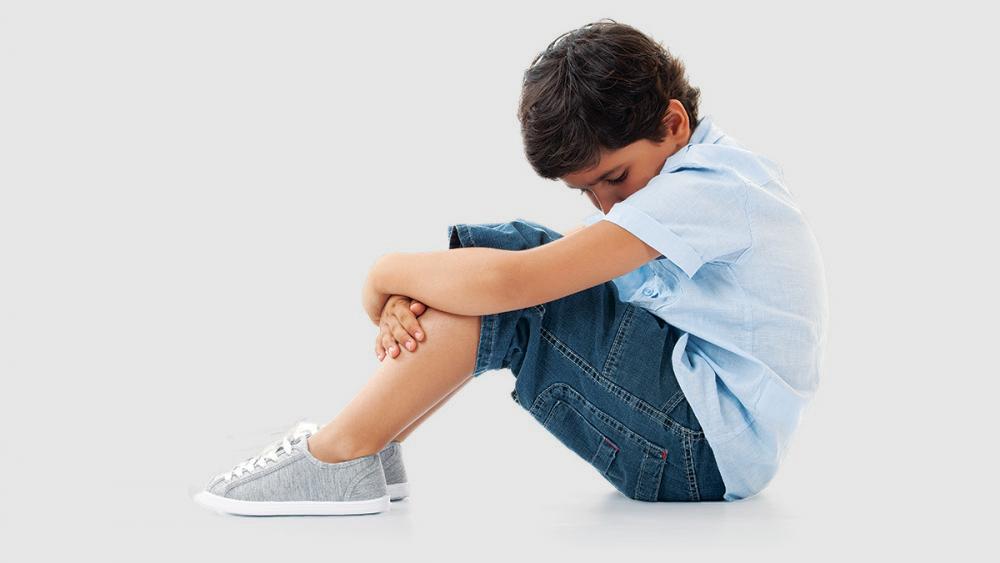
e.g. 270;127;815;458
306;434;381;464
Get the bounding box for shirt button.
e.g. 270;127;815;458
642;287;656;297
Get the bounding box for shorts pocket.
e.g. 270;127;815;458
528;383;665;502
541;400;619;478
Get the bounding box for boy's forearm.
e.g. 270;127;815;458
372;248;517;316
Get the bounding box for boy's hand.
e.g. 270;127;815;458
376;295;428;361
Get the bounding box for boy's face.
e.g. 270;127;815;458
560;100;692;214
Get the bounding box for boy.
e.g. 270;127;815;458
194;20;827;515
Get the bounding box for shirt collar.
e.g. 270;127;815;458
689;113;724;145
657;113;724;175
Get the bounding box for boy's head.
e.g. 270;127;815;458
518;20;701;213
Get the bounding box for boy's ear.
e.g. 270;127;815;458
661;100;689;139
661;105;678;137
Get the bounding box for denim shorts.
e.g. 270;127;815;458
447;218;726;502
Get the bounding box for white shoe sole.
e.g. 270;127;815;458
194;491;390;516
387;482;409;501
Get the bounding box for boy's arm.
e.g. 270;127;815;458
372;220;660;316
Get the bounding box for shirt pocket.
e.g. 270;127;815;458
627;261;681;309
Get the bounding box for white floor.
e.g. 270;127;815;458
5;376;987;562
29;466;985;562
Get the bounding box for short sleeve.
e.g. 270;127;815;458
599;166;752;277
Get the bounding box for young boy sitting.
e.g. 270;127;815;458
196;19;828;515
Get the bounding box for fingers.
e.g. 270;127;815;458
375;317;410;361
375;295;405;361
398;307;425;343
409;300;427;316
389;300;421;350
386;298;423;353
374;303;427;362
390;318;417;353
374;295;435;362
378;320;399;360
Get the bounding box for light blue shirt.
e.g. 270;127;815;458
582;115;828;500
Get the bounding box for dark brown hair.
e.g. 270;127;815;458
517;19;702;179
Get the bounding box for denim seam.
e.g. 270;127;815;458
542;399;608;470
533;383;666;499
529;382;668;456
461;223;476;247
634;456;647;500
631;307;707;442
475;313;497;377
683;435;701;501
601;301;636;378
588;435;601;466
538;326;703;439
635;451;664;502
659;390;686;415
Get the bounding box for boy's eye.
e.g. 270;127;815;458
606;171;629;185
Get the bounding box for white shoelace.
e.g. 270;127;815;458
216;421;322;482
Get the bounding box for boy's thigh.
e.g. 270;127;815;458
512;285;711;501
447;218;697;429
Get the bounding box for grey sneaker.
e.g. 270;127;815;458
194;422;390;516
272;421;411;501
379;440;410;501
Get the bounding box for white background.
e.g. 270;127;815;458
1;1;996;561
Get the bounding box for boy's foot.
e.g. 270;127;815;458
379;440;410;501
193;422;390;516
287;421;411;501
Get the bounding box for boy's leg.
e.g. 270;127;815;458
307;308;480;463
307;220;567;461
447;218;724;501
308;217;722;501
391;374;472;443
